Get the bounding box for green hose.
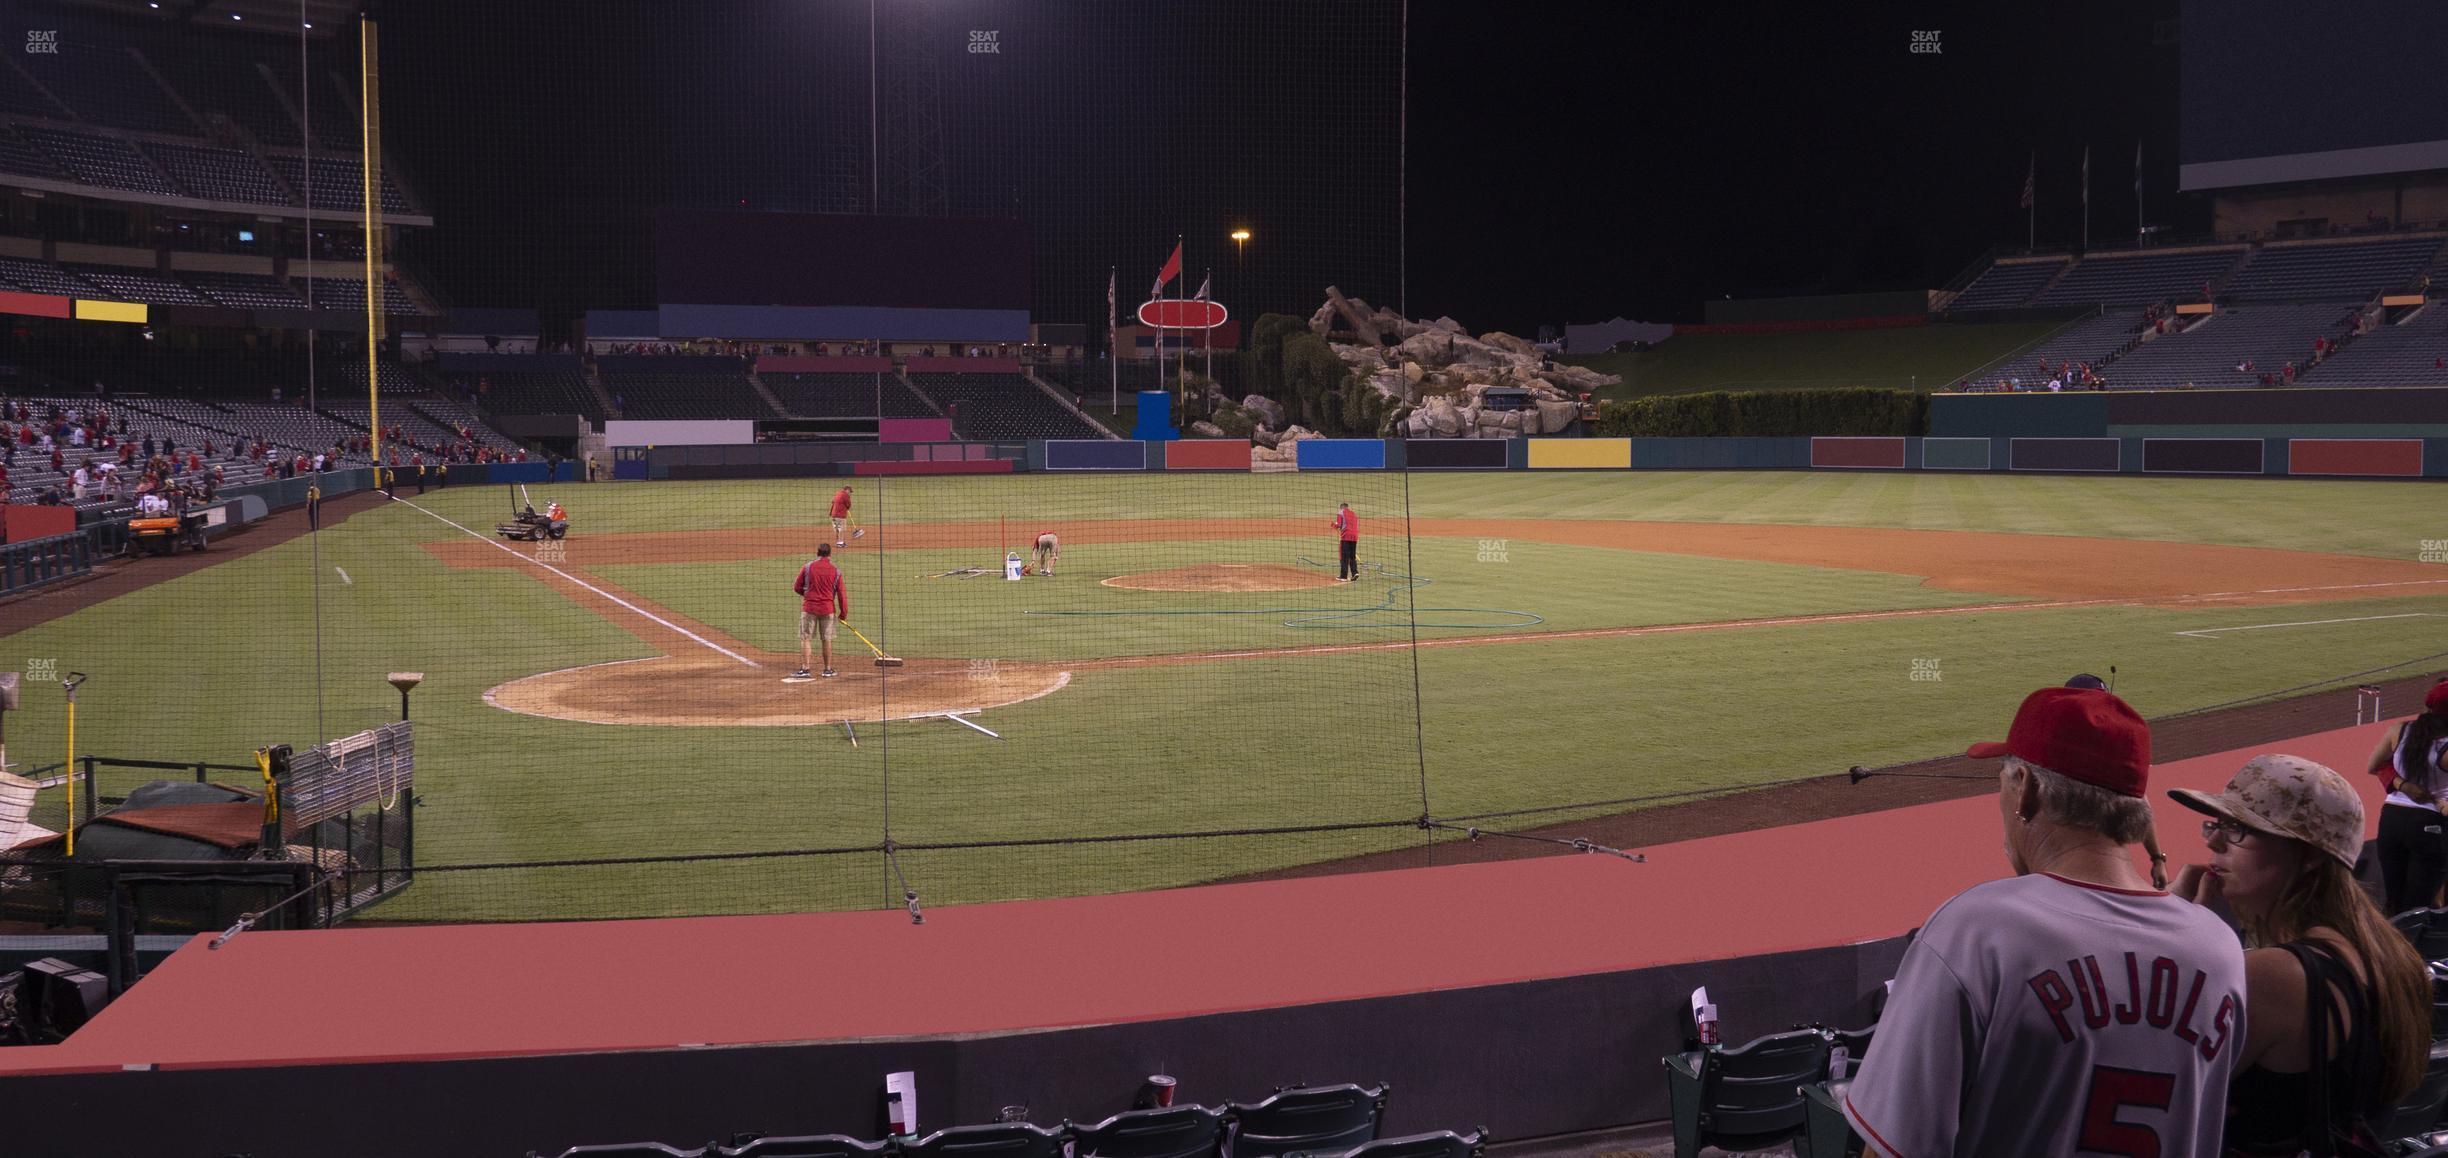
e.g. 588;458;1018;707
1022;558;1545;631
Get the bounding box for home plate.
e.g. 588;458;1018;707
782;675;817;684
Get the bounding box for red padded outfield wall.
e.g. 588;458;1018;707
1809;436;1908;469
1163;439;1252;470
2289;438;2423;477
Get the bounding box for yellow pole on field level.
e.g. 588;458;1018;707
61;673;85;857
359;15;385;489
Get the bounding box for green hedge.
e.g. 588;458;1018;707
1594;388;1927;437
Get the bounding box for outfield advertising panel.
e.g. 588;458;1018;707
2287;438;2424;478
2010;437;2122;472
1919;437;1992;471
2141;438;2267;475
1043;440;1149;471
1403;439;1510;470
1526;438;1632;469
1809;437;1908;469
1294;439;1388;470
1163;439;1252;470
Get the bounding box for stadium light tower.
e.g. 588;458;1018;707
1230;230;1251;345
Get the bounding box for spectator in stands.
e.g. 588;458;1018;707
49;446;63;474
70;462;92;501
2168;755;2430;1154
0;461;10;503
1841;687;2245;1157
2283;362;2298;385
2365;679;2448;914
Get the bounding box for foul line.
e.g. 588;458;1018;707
390;495;761;668
2175;613;2436;640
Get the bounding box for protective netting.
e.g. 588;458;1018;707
3;471;1454;922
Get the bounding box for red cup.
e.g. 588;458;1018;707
1148;1075;1177;1107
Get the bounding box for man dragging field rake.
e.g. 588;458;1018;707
792;542;847;680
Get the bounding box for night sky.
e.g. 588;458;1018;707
378;0;2181;336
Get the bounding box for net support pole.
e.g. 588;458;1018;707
359;15;385;488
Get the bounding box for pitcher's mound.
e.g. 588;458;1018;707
1102;562;1339;593
487;654;1070;727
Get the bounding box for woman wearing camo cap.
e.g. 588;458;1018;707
2170;754;2430;1156
2367;677;2448;915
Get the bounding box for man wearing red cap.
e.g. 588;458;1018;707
1843;687;2247;1158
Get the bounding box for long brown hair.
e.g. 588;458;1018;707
2244;853;2431;1102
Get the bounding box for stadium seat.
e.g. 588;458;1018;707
1223;1083;1389;1158
1793;1080;1858;1158
2397;908;2448;963
533;1144;707;1158
900;1122;1066;1158
2429;963;2448;1039
1069;1105;1226;1158
1824;1025;1873;1081
1325;1127;1487;1158
1661;1027;1830;1158
715;1134;892;1158
2376;1038;2448;1140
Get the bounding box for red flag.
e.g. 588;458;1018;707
1151;242;1182;299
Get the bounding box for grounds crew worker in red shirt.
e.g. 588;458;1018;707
1332;502;1359;581
793;542;847;679
830;485;862;546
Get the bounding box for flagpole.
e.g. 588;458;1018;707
2135;139;2144;246
1174;233;1185;427
1108;266;1118;413
1202;269;1212;392
2081;145;2091;252
1180;238;1190;422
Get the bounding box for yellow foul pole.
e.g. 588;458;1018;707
359;17;384;485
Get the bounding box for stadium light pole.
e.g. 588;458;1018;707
1230;230;1250;350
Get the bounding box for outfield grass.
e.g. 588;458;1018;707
4;471;2442;920
1561;319;2068;401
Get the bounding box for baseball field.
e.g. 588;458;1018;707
6;469;2444;921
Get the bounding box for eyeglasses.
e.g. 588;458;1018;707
2201;818;2261;848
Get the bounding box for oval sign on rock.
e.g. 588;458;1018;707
1137;299;1229;330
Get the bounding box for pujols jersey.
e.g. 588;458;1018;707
1843;872;2247;1158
